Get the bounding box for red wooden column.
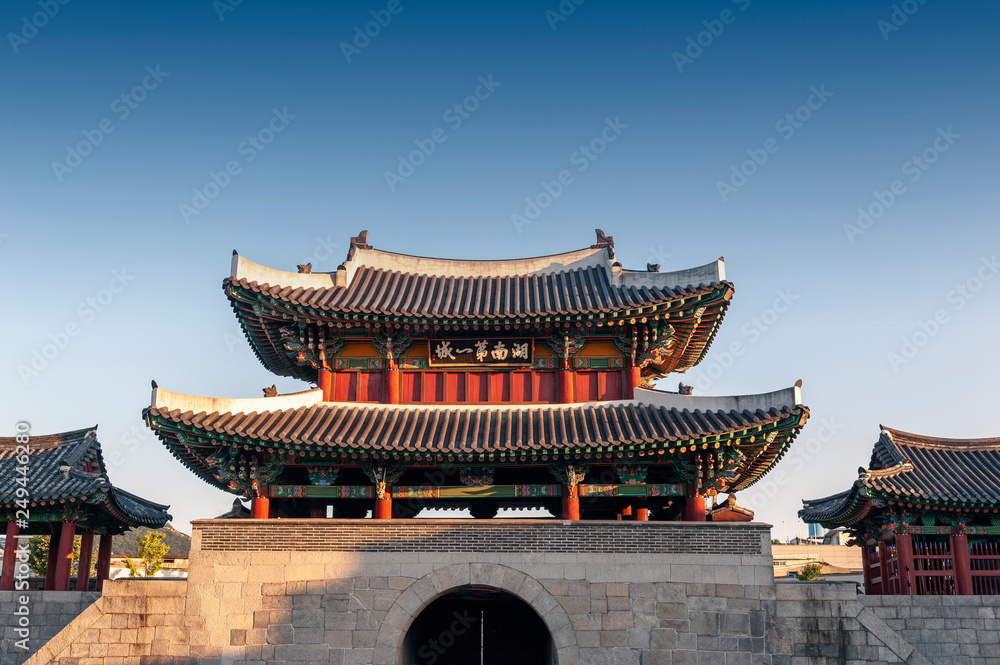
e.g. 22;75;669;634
683;485;706;522
75;530;95;591
558;362;575;403
385;367;400;404
877;539;890;594
95;534;112;592
318;369;334;401
860;544;873;595
562;483;580;521
53;521;75;591
252;496;270;519
896;534;915;595
1;521;19;591
375;495;392;519
951;533;973;595
625;366;641;399
44;529;60;589
636;501;649;522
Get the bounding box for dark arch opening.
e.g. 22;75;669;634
401;585;556;665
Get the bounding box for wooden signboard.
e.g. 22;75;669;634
428;338;533;367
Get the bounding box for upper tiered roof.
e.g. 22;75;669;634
800;426;1000;526
144;381;808;494
226;230;733;380
0;427;172;534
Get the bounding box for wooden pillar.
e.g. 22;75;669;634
385;367;400;404
558;364;575;403
877;539;890;594
375;497;392;519
683;485;706;522
951;533;973;595
636;507;650;522
252;496;270;519
622;505;633;520
896;534;915;595
76;530;94;592
44;529;60;589
1;521;19;591
625;366;641;399
96;534;112;592
53;521;75;592
318;369;334;401
861;544;873;595
562;484;580;521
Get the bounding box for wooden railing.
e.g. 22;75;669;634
970;539;1000;594
910;536;956;596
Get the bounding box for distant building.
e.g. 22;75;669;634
801;426;1000;596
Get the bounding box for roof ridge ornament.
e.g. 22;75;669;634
591;228;615;259
350;230;372;249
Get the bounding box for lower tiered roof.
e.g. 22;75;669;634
144;382;809;495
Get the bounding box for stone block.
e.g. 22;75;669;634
656;582;686;604
672;650;698;665
273;643;330;661
721;612;751;636
602;611;632;630
689;611;720;636
577;630;601;648
600;629;629;646
265;624;293;645
607;596;630;611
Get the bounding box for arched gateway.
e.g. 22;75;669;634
372;563;577;665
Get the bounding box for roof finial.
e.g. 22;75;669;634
647;263;660;272
592;229;614;253
263;385;278;397
350;230;372;249
678;382;693;395
297;263;312;274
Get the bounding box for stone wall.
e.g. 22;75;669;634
770;582;1000;665
0;591;99;665
16;519;1000;665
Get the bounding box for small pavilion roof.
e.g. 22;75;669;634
800;426;1000;526
225;230;733;380
0;427;172;533
144;382;808;493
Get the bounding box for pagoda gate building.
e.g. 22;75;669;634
145;230;810;522
0;427;171;593
801;426;1000;596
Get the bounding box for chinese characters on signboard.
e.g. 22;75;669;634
428;338;534;366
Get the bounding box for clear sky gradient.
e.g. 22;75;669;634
2;0;998;535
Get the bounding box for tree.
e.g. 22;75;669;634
797;562;824;581
771;539;781;545
124;532;169;577
26;535;97;577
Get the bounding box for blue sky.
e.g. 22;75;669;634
2;0;998;535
